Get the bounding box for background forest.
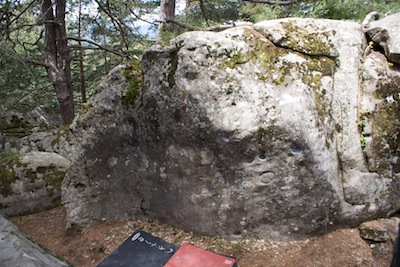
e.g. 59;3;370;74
1;0;399;125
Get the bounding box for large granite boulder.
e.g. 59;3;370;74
62;14;400;240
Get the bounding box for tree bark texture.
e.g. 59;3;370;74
78;0;87;104
158;0;176;35
41;0;74;125
242;0;292;4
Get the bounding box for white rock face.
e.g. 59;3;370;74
62;15;400;240
21;151;71;171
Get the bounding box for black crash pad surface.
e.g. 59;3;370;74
97;230;178;267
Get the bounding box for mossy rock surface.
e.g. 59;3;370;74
123;61;143;104
369;74;400;175
0;152;20;197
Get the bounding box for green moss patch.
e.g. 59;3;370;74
301;59;332;122
220;27;336;91
42;170;65;197
280;21;335;56
220;28;290;85
0;151;20;197
123;60;143;104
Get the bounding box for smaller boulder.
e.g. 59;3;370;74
359;220;389;242
367;12;400;64
0;151;71;216
20;151;71;172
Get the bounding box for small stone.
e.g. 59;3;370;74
359;221;389;242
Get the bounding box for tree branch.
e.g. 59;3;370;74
164;18;198;31
162;18;253;32
204;21;253;31
127;6;158;26
94;0;131;51
69;45;144;55
242;0;293;5
67;36;128;58
26;59;48;68
9;0;36;25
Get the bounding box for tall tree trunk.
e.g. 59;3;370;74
157;0;176;40
185;0;191;15
78;0;87;104
41;0;74;125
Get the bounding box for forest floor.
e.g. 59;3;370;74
11;206;396;267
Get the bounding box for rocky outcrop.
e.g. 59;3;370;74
62;13;400;240
0;215;70;266
0;151;71;216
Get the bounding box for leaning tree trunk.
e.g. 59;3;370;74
41;0;74;125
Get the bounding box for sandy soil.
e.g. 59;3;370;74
11;206;396;267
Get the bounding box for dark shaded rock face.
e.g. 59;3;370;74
62;14;400;240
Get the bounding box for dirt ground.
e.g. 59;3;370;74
11;206;397;267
